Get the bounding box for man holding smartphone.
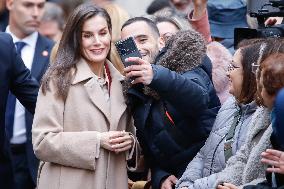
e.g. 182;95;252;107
121;17;220;189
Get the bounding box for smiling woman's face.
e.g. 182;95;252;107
227;49;244;99
81;15;111;65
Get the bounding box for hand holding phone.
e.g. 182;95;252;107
115;37;142;68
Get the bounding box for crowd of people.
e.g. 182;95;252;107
0;0;284;189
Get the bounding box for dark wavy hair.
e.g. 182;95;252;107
121;16;160;38
255;39;284;105
235;38;284;104
237;43;263;104
41;3;112;100
260;53;284;96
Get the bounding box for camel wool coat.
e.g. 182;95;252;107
32;59;136;189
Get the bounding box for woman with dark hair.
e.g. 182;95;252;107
256;53;284;189
215;46;284;189
32;3;136;189
221;53;284;189
176;40;272;189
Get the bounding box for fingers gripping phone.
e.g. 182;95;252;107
115;36;142;67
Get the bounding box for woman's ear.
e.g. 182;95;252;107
158;36;165;51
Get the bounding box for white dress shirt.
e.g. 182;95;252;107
6;26;38;144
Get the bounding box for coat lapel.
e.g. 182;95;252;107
31;35;50;80
107;61;127;130
72;59;111;124
84;78;111;123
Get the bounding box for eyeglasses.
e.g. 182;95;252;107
227;61;240;72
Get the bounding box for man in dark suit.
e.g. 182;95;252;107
0;32;39;189
5;0;54;188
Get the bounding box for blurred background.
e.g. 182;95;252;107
115;0;152;16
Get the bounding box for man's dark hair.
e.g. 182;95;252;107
121;17;160;37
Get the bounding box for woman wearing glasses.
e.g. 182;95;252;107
216;47;284;189
176;40;273;189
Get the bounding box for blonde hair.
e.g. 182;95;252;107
102;3;130;74
50;42;59;64
153;7;192;30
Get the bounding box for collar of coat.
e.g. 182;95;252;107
71;58;124;85
71;58;127;127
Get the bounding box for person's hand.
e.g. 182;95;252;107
265;17;283;26
192;0;207;19
124;57;153;85
160;175;178;189
217;183;238;189
100;131;126;151
261;149;284;174
192;0;207;7
109;131;134;153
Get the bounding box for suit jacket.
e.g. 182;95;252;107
32;59;137;189
5;33;54;184
0;10;8;32
0;32;39;188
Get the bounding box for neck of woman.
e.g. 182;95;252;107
88;61;105;78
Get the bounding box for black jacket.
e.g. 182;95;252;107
127;57;220;189
127;30;220;189
10;34;53;184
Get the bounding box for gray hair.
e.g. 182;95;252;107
42;2;65;30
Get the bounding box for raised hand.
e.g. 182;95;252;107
265;17;283;26
192;0;207;19
192;0;207;7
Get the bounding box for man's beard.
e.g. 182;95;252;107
145;49;159;64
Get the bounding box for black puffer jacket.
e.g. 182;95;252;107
127;30;221;189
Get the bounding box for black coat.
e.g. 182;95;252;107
127;58;220;189
0;32;39;189
6;33;54;184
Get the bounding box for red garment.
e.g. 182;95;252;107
188;10;212;43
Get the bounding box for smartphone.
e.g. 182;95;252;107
115;36;142;67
